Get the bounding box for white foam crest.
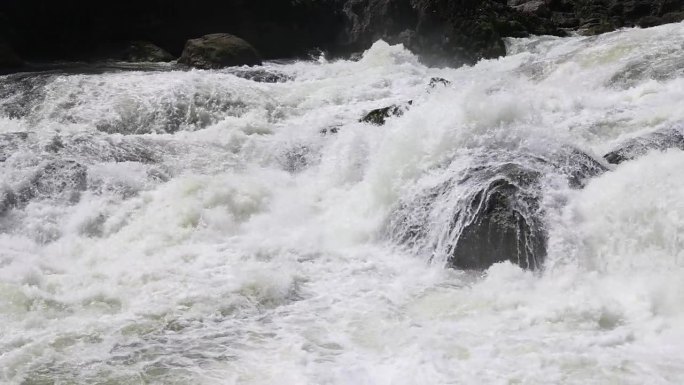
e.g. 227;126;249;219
552;149;684;273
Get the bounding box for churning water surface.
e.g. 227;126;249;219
1;22;684;385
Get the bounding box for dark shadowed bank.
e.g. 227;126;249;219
1;0;683;69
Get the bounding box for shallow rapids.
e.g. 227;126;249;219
1;22;684;384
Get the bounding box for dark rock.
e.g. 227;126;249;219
637;15;664;28
320;126;341;135
428;77;451;88
339;0;564;67
122;41;174;62
0;1;344;62
450;162;546;270
360;102;412;125
79;41;175;63
662;11;684;23
227;68;293;83
0;0;683;70
582;20;617;35
621;0;656;19
448;149;604;269
510;0;551;16
556;0;683;34
555;147;607;188
604;128;684;164
551;12;581;28
388;147;606;271
360;105;404;125
179;33;262;69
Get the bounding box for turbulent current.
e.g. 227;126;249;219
2;23;684;384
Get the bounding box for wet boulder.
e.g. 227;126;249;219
604;128;684;164
447;149;605;270
179;33;262;69
360;102;411;126
449;162;546;270
428;77;451;89
388;147;606;271
227;68;293;83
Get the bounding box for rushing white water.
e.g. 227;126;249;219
1;22;684;384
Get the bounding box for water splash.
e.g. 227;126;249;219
1;23;684;384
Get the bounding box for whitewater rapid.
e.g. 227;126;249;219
1;22;684;384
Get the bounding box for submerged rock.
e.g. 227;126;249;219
279;145;315;173
0;160;90;214
227;68;293;83
388;147;606;270
604;128;684;164
608;49;684;89
179;33;262;69
18;160;88;203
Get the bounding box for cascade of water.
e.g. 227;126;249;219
1;22;684;385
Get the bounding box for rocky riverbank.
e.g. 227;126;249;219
1;0;683;70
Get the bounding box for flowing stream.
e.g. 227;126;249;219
1;22;684;384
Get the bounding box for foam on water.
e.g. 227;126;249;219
1;23;684;384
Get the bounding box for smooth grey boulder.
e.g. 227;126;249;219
179;33;262;69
